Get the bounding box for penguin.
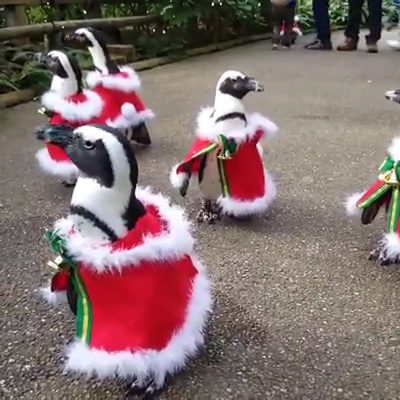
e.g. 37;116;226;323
34;50;104;186
170;70;278;223
64;28;154;146
345;136;400;266
385;88;400;104
38;123;212;397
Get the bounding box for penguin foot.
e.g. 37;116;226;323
196;200;222;224
61;178;77;187
125;376;163;399
369;244;400;266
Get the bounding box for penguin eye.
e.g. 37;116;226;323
83;140;95;150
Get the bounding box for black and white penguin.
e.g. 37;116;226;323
385;88;400;104
64;28;154;146
170;70;278;223
34;50;104;186
39;123;211;397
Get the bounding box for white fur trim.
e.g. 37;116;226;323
64;259;212;387
39;286;67;306
85;66;141;92
294;15;300;22
388;136;400;162
256;143;264;158
53;186;194;272
196;107;278;143
292;27;303;36
380;232;400;260
35;148;78;180
218;171;276;217
41;90;104;123
345;192;364;217
169;164;189;189
107;108;155;129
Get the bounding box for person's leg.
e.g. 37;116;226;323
337;0;364;50
366;0;382;49
306;0;332;49
305;0;323;47
282;3;295;48
271;5;283;49
344;0;364;40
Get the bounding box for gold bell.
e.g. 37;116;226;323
46;255;67;271
382;169;399;185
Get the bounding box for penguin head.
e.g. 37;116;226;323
38;50;82;96
42;123;138;189
64;28;113;73
385;89;400;105
216;70;264;100
65;27;103;50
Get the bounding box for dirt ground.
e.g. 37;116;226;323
2;30;400;399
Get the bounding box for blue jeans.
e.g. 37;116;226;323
312;0;331;43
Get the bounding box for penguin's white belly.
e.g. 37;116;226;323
199;151;222;200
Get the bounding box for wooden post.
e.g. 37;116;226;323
3;4;29;43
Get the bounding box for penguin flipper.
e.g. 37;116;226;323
33;123;50;141
179;175;190;197
361;195;387;225
131;123;152;146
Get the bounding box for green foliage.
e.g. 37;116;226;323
0;0;397;94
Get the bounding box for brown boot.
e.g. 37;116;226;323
366;36;378;53
337;37;358;51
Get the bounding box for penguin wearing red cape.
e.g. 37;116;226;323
34;50;104;186
39;123;212;396
345;136;400;265
64;28;154;146
170;70;278;224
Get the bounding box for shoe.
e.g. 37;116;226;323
272;43;278;50
306;39;332;50
304;39;318;48
365;36;378;53
337;37;358;51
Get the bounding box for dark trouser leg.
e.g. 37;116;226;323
272;5;284;45
282;3;295;46
344;0;364;40
312;0;331;43
367;0;382;42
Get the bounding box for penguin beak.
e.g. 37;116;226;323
64;32;90;48
244;77;264;92
385;89;400;104
40;124;75;148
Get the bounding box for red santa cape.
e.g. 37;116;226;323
345;136;400;260
40;186;212;386
86;66;155;130
36;90;104;180
170;107;278;217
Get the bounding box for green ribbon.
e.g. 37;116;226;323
379;156;400;181
45;230;76;269
217;134;238;159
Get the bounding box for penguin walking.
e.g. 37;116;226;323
34;50;104;186
39;123;212;397
345;105;400;265
64;28;154;146
170;70;278;224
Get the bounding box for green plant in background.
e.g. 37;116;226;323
0;0;397;95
